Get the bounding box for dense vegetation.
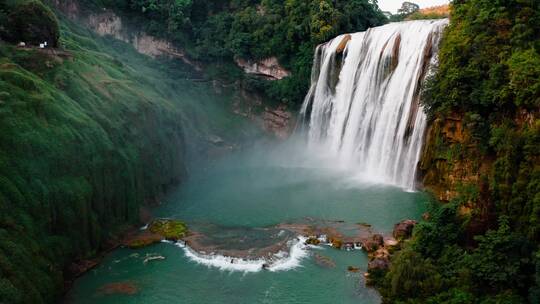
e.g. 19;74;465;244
387;2;449;22
0;0;60;47
0;1;249;302
83;0;386;105
373;1;540;303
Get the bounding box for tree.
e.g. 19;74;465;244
397;2;419;16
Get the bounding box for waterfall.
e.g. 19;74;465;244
300;19;448;190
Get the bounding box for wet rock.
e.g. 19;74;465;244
126;231;162;249
347;266;361;273
235;57;290;80
305;237;321;245
357;222;372;228
98;282;138;295
314;254;336;268
336;34;352;54
393;219;417;240
362;234;384;252
367;255;390;272
262;106;293;139
148;219;188;241
143;254;166;264
329;237;343;249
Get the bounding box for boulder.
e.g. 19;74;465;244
336;34;352;54
362;234;384;252
314;254;336;268
305;237;321;245
393;220;417;240
329;237;343;249
347;266;361;273
98;282;138;295
368;256;390;272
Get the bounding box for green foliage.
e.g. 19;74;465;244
467;217;533;292
0;0;60;47
422;0;540;119
0;3;227;302
378;1;540;303
89;0;386;105
148;219;188;240
385;247;443;300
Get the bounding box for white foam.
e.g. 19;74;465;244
267;236;309;272
164;236;310;273
182;246;266;272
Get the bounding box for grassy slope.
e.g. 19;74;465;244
0;7;251;303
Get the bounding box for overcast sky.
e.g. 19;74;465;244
377;0;450;13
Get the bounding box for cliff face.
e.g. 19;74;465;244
419;114;490;202
51;0;201;69
235;57;290;80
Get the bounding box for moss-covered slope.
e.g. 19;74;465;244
0;2;205;302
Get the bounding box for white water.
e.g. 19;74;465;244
165;236;310;273
300;20;448;190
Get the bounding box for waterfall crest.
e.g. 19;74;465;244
300;19;448;190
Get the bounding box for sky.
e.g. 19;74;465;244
377;0;450;13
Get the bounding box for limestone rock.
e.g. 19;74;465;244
362;234;384;252
367;255;390;272
393;219;417;240
347;266;361;272
262;106;293;139
336;34;352;53
235;57;290;80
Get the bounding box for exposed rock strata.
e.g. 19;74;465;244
235;57;290;80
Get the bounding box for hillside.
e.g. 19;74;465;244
0;1;250;302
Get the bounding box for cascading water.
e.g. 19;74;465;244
300;19;448;190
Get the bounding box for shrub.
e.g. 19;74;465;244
2;0;60;47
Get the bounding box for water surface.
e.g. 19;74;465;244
67;141;428;304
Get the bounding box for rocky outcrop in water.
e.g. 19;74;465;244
393;220;417;240
365;219;417;281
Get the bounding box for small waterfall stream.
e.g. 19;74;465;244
300;20;448;190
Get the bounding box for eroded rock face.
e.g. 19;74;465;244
420;115;490;202
52;1;200;69
393;219;417;240
235;57;291;80
263;106;294;139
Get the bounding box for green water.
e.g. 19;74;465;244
66;141;429;304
